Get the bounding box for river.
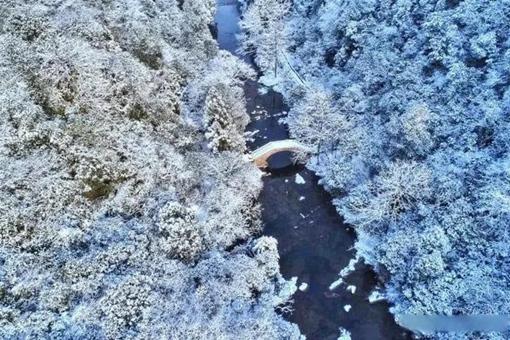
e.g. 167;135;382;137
215;1;413;339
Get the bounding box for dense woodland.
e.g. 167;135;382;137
240;0;510;338
3;0;510;338
0;0;301;338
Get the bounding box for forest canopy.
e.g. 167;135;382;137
271;0;510;337
0;0;300;338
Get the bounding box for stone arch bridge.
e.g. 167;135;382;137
250;139;312;168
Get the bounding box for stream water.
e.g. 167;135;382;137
215;1;413;339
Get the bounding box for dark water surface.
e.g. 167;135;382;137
215;1;413;339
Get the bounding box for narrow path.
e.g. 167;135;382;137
280;49;310;88
215;2;413;339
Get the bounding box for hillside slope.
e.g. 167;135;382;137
0;1;301;338
272;0;509;337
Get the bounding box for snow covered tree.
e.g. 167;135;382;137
0;0;301;338
204;85;246;152
400;103;436;156
340;161;432;230
288;88;358;152
388;103;437;157
239;0;291;76
280;0;510;332
157;202;204;262
100;275;155;338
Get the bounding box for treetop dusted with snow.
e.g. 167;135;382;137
273;0;510;337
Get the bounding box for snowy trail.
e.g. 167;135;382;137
280;50;310;89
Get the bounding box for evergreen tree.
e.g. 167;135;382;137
204;86;245;152
239;0;291;76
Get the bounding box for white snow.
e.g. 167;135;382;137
368;291;385;303
329;278;342;291
244;130;259;142
329;256;360;291
299;196;305;201
337;328;351;340
258;73;281;88
273;277;298;306
339;257;359;278
257;87;268;95
298;282;309;292
343;304;352;312
346;285;356;294
295;174;306;184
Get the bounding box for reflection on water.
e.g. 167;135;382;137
215;1;413;339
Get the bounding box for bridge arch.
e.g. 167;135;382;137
250;139;312;168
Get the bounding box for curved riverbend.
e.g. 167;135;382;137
215;1;413;339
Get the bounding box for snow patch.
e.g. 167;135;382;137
343;304;352;312
295;174;306;184
329;278;342;291
368;291;385;303
337;328;351;340
329;256;360;290
257;86;268;95
258;73;282;89
298;282;309;292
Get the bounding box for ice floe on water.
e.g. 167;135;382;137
346;285;356;294
299;282;309;292
295;174;305;184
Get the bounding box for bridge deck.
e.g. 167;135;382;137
251;139;310;159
